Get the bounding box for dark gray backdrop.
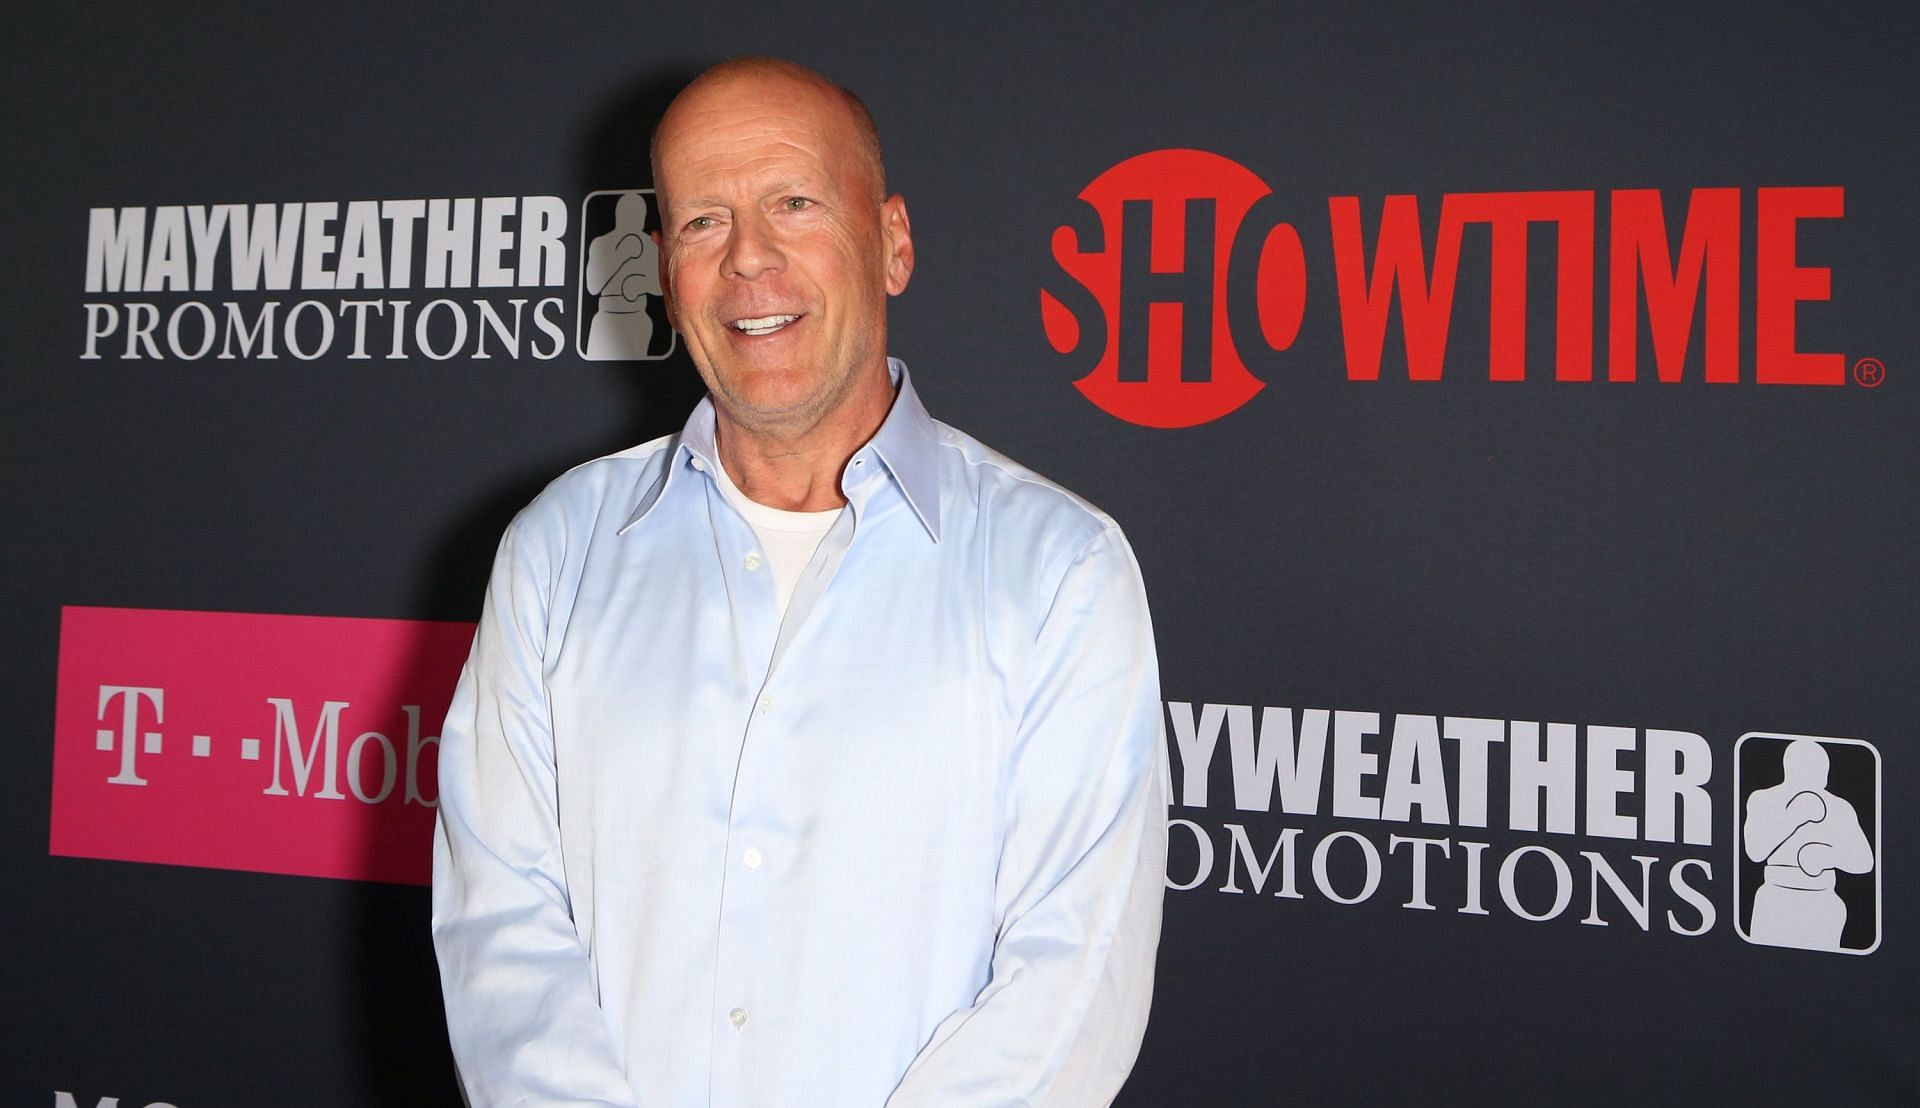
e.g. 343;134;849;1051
7;2;1915;1104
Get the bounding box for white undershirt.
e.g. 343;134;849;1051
710;454;843;614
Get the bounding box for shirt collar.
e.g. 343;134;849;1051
620;357;942;542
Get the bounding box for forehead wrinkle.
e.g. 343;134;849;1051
661;125;832;203
679;139;825;179
662;143;859;223
671;101;837;155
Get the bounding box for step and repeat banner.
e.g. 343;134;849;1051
7;4;1914;1105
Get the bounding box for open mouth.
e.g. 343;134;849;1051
730;314;802;337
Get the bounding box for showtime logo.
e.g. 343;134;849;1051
49;607;472;885
1044;149;1865;427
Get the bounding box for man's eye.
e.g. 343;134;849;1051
782;197;813;211
685;215;715;232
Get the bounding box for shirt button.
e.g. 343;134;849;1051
743;551;763;572
758;694;773;713
728;1007;748;1029
743;848;763;869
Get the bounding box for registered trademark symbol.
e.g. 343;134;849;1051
1853;357;1886;388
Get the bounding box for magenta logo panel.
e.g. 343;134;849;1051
50;606;475;885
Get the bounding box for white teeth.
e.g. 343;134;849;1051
732;314;800;336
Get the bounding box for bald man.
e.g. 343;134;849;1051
431;58;1166;1107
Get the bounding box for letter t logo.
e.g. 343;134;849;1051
97;685;164;786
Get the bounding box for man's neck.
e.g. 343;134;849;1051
712;371;896;512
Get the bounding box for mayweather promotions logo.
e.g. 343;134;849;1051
1161;700;1887;955
1048;150;1870;426
1735;733;1881;954
78;189;679;363
1041;149;1307;428
576;189;677;360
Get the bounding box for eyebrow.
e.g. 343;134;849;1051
666;179;821;214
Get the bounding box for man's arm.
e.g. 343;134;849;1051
1795;795;1875;876
1743;787;1823;862
431;519;639;1107
887;523;1168;1108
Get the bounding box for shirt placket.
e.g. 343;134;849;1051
692;459;779;1106
702;460;872;1105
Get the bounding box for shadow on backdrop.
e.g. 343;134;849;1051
345;60;716;1105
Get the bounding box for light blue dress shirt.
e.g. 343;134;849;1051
432;360;1167;1107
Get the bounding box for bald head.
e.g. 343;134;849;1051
1783;738;1830;789
651;57;885;205
642;53;916;459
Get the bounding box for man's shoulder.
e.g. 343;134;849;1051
511;432;680;535
931;420;1122;550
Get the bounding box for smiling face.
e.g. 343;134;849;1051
653;65;913;441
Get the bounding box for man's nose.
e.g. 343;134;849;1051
723;211;784;280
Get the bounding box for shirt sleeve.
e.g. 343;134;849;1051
886;522;1169;1108
431;517;641;1108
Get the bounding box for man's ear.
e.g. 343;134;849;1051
881;195;914;297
